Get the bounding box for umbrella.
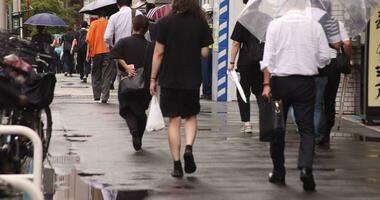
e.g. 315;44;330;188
147;4;171;21
24;13;68;27
337;74;349;131
79;0;118;16
227;70;247;103
337;0;380;38
238;0;380;42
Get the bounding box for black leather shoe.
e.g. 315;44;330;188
300;169;316;191
171;161;184;178
268;172;285;184
132;136;142;151
184;149;197;174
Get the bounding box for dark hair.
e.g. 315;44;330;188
117;0;132;7
133;15;150;35
171;0;206;21
243;0;248;4
97;9;107;17
81;21;89;28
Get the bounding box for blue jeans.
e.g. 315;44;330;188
314;76;328;139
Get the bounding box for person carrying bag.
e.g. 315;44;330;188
110;15;153;151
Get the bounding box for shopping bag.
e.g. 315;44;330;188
259;99;285;142
146;96;165;132
227;70;247;103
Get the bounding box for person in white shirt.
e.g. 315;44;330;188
261;7;331;192
104;0;142;89
104;0;143;47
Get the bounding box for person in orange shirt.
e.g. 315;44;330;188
86;10;114;103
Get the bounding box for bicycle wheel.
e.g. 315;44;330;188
37;107;52;156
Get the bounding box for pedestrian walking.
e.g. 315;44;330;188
150;0;213;178
110;15;153;151
104;0;143;90
318;21;352;145
31;26;53;73
72;21;90;83
261;4;331;191
62;27;75;76
86;10;112;103
229;0;265;134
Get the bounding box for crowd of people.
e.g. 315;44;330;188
13;0;354;193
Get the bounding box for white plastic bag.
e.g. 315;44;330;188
146;96;165;132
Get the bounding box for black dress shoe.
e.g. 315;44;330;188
132;136;142;151
183;149;197;174
268;172;285;184
300;169;316;191
171;161;184;178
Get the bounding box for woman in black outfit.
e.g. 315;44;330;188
110;15;153;151
150;0;213;177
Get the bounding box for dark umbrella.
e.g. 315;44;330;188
24;13;68;27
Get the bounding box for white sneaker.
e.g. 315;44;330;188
241;122;253;134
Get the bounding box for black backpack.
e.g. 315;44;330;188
77;29;88;51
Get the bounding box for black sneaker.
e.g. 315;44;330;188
171;161;184;178
184;149;197;174
82;77;87;83
300;169;316;191
268;172;285;184
101;100;108;104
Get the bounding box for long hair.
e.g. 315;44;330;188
171;0;206;21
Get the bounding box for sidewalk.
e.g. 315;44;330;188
49;74;380;200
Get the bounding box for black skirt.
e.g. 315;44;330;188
160;88;200;119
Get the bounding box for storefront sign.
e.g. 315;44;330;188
368;7;380;107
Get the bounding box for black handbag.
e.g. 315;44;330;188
319;46;351;76
259;99;285;142
119;42;149;94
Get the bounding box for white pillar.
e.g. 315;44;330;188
0;0;6;30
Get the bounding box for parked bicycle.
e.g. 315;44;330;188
0;32;56;174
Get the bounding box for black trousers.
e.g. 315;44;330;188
125;112;147;138
76;50;90;78
271;76;316;174
320;71;341;141
63;50;74;74
237;68;263;122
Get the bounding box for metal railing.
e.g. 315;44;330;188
0;125;44;200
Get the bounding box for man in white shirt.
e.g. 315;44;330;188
104;0;142;89
261;7;331;191
104;0;142;47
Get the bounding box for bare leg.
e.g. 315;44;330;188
168;117;181;161
184;115;197;146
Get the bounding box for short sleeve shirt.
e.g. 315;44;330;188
231;22;264;71
156;14;213;89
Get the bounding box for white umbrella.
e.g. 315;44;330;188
79;0;117;15
228;70;247;103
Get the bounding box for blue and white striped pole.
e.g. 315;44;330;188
217;0;229;102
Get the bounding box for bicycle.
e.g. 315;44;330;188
0;33;55;174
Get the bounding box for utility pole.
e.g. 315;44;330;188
0;0;6;30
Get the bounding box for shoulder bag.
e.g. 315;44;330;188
119;42;149;94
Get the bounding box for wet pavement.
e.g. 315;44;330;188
46;74;380;200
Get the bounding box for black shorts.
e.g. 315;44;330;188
160;88;200;119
